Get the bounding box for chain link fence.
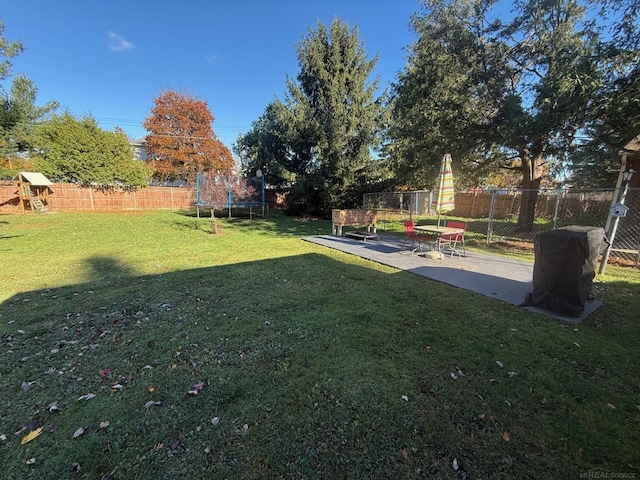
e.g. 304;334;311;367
362;188;639;267
487;188;639;266
363;190;432;229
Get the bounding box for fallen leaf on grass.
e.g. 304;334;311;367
21;427;43;445
496;361;504;368
204;443;212;454
170;438;184;455
188;380;205;396
211;417;220;426
73;427;85;439
607;403;616;410
401;449;409;460
508;371;518;378
110;384;124;392
401;395;409;402
26;457;36;465
48;402;60;413
99;368;111;378
99;421;110;429
450;372;458;380
144;401;162;409
452;458;459;470
501;431;510;442
21;381;35;392
147;385;156;393
77;393;96;401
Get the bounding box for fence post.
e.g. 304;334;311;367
552;188;562;229
487;190;497;244
89;187;95;211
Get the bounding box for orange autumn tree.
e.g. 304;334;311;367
143;89;234;183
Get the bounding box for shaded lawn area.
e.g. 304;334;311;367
0;211;638;479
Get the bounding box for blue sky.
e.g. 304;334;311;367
2;1;420;149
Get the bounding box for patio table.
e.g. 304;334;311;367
415;225;465;257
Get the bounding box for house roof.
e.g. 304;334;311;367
622;134;640;154
19;172;53;186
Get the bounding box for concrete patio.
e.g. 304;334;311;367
303;234;602;323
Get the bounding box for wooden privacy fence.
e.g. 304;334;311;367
0;183;196;213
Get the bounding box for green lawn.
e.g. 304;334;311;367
0;211;638;479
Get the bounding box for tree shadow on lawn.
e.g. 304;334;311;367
1;252;636;479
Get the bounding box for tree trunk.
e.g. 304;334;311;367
517;153;544;229
210;210;220;235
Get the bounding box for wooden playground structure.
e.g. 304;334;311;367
15;172;53;213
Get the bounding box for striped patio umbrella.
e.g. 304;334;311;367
435;153;455;226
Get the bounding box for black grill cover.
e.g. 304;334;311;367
527;226;605;316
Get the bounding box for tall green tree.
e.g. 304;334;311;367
31;112;152;187
0;19;58;159
1;74;58;155
568;0;640;186
234;100;297;191
236;18;388;215
390;0;605;227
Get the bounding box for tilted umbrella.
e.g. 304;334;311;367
434;153;455;226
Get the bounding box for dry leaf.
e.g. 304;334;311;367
47;402;60;413
211;417;220;426
452;458;459;470
99;368;111;378
26;457;36;465
607;403;616;410
450;372;458;380
99;421;110;429
496;361;504;368
144;400;161;409
501;431;510;442
401;449;409;460
20;427;43;445
147;385;156;393
73;427;85;439
401;395;409;402
188;381;204;396
111;384;124;391
77;393;96;401
205;443;212;454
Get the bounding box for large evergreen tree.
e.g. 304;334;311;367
0;19;58;161
389;0;607;227
236;19;388;215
